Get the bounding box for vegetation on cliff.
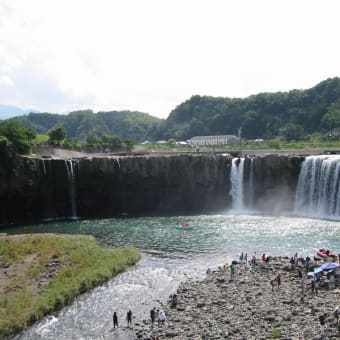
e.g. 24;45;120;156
2;77;340;148
158;77;340;141
0;234;140;338
0;120;36;156
14;109;162;143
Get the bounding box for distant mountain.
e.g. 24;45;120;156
0;105;26;119
0;104;39;120
13;109;162;142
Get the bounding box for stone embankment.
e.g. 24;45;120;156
134;257;339;339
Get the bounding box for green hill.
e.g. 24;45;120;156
14;110;162;143
6;77;340;143
156;77;340;141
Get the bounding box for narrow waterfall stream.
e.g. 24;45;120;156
64;159;78;220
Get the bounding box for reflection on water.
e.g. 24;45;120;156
6;214;340;340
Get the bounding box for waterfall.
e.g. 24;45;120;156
116;157;127;215
65;159;78;220
41;159;54;222
41;159;47;175
230;158;245;210
295;155;340;218
248;158;254;208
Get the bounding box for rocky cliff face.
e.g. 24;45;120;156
0;154;304;226
246;155;304;213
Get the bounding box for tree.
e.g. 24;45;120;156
167;138;176;147
48;125;66;145
322;99;340;131
0;120;35;154
123;139;134;151
278;123;304;141
101;134;122;151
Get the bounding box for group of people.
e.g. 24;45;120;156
270;273;281;291
150;307;167;329
318;306;340;336
112;310;132;329
113;307;168;330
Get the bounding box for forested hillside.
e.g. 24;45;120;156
5;77;340;142
156;77;340;141
14;110;162;142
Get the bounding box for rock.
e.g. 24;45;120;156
165;331;179;337
142;257;339;339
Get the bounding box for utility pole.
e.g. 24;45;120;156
238;127;242;154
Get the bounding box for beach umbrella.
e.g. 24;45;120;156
321;262;340;270
313;266;323;274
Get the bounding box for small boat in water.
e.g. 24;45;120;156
175;223;192;229
316;248;336;259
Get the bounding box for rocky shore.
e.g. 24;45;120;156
134;257;340;339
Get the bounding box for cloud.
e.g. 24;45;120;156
0;0;340;118
0;65;96;112
0;75;14;86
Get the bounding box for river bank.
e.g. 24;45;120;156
136;257;340;339
0;233;140;338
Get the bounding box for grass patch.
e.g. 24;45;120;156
270;327;282;339
0;234;140;338
35;134;49;143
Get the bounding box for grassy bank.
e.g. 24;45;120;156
0;234;140;338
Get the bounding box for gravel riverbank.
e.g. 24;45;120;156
134;257;340;339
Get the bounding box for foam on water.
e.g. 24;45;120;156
6;214;340;340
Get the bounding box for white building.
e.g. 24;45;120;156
189;135;240;146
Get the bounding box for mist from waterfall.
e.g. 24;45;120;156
295;155;340;219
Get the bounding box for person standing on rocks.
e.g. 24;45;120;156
113;311;118;328
315;279;319;295
158;310;166;326
170;294;177;307
300;275;305;292
319;313;326;337
239;252;244;263
150;307;156;326
276;273;281;290
311;277;316;294
230;264;235;280
206;267;213;282
334;305;340;323
270;277;276;292
252;252;257;265
127;310;132;327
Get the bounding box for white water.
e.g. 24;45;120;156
248;158;254;208
230;158;244;210
64;159;78;220
7;212;340;340
295;155;340;219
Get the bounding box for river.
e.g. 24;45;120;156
5;213;340;340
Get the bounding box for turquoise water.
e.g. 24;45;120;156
6;214;340;257
7;213;340;340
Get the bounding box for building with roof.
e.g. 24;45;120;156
189;135;240;147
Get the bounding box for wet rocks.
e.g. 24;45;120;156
134;257;340;339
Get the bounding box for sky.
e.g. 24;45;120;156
0;0;340;119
